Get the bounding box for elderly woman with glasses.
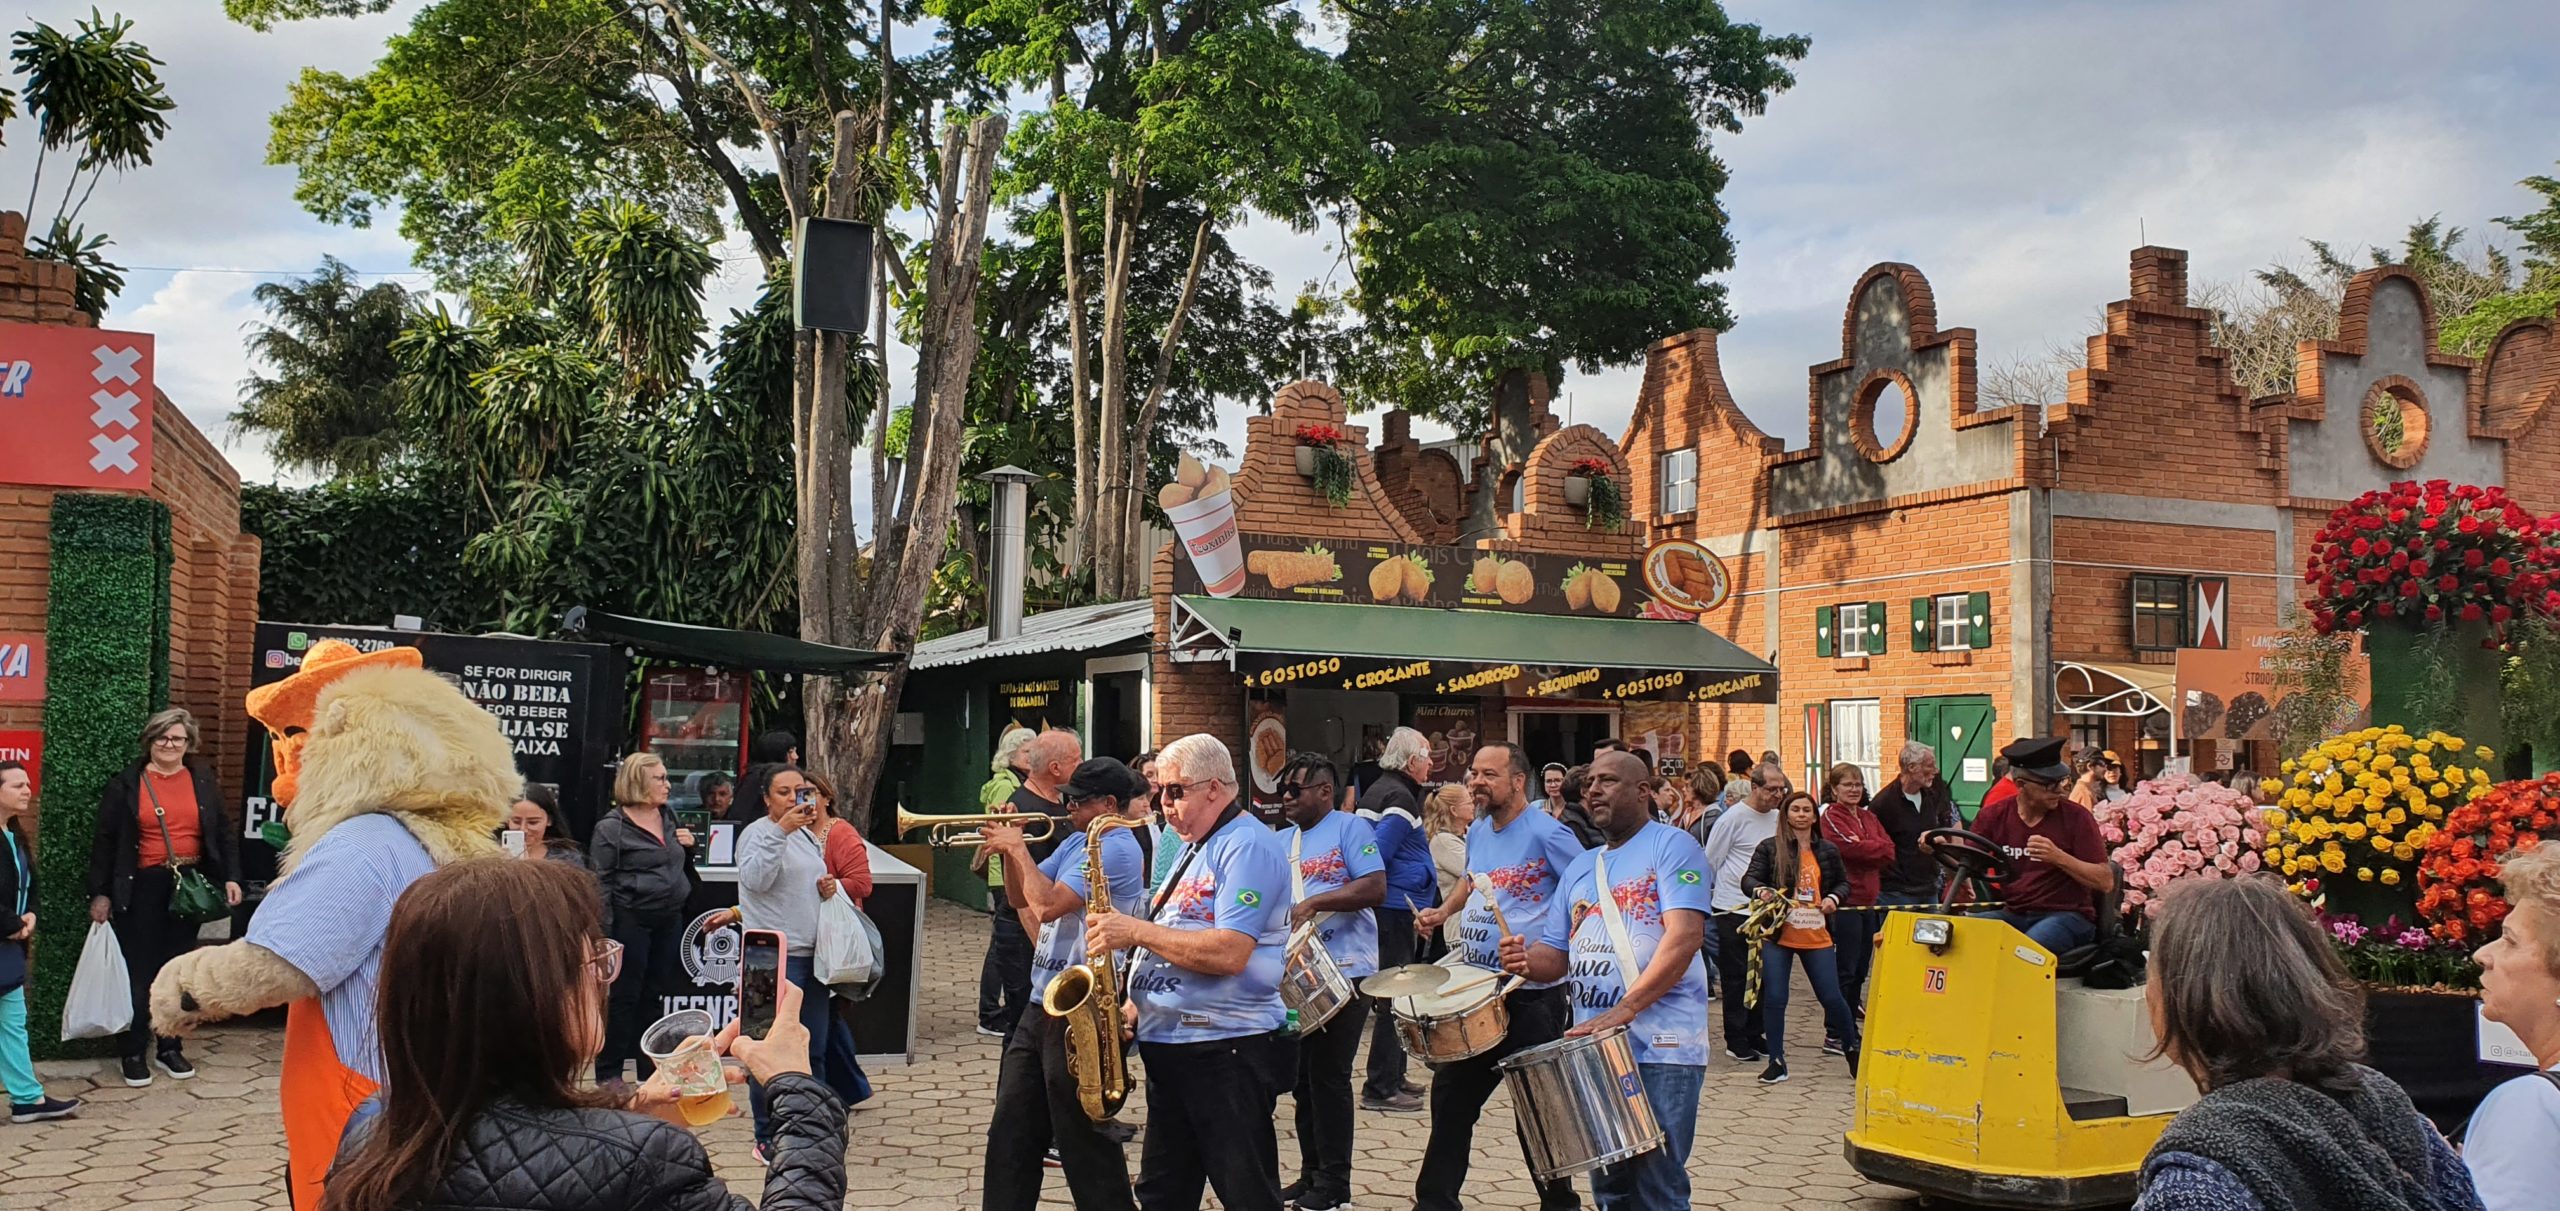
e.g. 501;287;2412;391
85;708;241;1088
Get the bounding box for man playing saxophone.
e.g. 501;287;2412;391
978;757;1151;1211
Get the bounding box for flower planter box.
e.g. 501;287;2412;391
1563;475;1590;506
2363;988;2510;1132
1295;445;1320;477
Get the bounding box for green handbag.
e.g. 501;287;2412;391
144;777;229;925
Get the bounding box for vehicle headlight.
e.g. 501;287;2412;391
1911;917;1953;948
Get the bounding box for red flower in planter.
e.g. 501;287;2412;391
2306;480;2557;635
1293;422;1349;447
2421;779;2559;946
1569;456;1614;477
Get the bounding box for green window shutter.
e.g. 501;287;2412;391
1867;600;1889;654
1911;598;1934;652
1815;605;1835;659
1967;591;1993;650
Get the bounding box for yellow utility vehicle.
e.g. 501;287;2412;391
1843;830;2196;1208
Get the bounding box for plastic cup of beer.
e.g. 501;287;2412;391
641;1009;732;1126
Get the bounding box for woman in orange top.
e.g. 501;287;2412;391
1740;791;1855;1086
85;708;241;1087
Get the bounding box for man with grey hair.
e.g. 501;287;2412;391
1872;741;1959;908
1354;726;1434;1111
1700;759;1788;1061
1087;733;1295;1211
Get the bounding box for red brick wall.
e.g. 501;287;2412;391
2050;248;2284;503
2049;519;2278;663
0;211;262;805
1621;328;1783;538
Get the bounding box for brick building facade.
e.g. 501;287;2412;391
0;210;262;816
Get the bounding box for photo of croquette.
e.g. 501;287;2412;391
1247;545;1343;590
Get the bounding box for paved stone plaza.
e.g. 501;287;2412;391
7;900;1928;1209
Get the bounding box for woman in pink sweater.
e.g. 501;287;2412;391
1819;763;1897;1050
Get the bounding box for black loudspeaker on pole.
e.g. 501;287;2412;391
793;216;876;334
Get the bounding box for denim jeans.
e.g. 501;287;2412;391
1588;1062;1703;1211
1988;909;2097;954
1760;944;1857;1066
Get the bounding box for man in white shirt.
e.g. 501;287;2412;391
1700;760;1787;1062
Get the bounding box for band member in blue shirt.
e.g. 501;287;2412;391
1278;753;1385;1211
1411;743;1585;1211
1086;734;1294;1211
978;758;1152;1211
1502;749;1712;1211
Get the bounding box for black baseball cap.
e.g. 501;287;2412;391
1061;757;1148;805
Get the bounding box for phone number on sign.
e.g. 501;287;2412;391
1253;657;1344;687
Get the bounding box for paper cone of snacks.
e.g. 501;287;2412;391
1160;453;1244;596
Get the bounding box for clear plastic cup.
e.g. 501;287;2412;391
641;1009;732;1125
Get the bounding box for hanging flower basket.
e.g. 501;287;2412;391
1563;476;1591;506
1570;457;1624;532
1293;423;1355;508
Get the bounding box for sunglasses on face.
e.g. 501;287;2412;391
1160;779;1219;802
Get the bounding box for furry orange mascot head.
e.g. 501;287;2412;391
244;639;423;807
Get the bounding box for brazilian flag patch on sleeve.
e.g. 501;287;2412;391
1361;843;1379;855
1675;868;1702;885
1236;889;1262;907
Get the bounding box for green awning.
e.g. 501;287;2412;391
561;607;903;677
1173;596;1777;705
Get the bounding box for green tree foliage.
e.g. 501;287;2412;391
6;10;174;315
231;257;416;480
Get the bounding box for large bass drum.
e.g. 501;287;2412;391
1280;922;1353;1033
1495;1026;1665;1181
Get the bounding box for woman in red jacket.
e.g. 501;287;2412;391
1818;762;1896;1053
806;776;874;1112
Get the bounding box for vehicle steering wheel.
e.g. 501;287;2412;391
1920;827;2015;905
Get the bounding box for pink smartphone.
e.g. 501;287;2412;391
738;928;786;1040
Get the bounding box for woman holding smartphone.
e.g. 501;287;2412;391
587;753;696;1085
736;762;840;1162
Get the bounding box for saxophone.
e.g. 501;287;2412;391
1041;814;1140;1121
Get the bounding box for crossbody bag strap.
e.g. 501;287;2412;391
1589;846;1644;987
141;775;187;868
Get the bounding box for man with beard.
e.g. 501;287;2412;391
1410;743;1585;1211
1501;748;1710;1211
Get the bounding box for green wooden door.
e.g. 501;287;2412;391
1909;695;1996;818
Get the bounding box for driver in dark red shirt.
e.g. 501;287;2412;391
1966;737;2113;954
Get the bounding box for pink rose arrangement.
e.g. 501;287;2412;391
2095;773;2272;921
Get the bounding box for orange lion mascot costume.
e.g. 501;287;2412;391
149;640;518;1209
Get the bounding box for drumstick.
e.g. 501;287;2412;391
1484;894;1515;940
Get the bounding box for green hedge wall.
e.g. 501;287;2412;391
32;493;171;1057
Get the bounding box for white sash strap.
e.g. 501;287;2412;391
1590;846;1644;987
1290;827;1336;930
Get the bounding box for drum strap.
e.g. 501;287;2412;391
1589;847;1645;989
1287;828;1338;931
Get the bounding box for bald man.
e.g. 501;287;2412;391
978;728;1081;1039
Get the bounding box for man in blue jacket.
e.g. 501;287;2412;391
1354;726;1436;1113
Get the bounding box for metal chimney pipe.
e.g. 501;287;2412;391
980;466;1040;642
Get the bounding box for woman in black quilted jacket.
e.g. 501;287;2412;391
322;858;845;1211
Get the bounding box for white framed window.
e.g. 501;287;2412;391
1935;594;1970;651
1829;698;1883;792
1658;447;1698;515
1837;601;1871;657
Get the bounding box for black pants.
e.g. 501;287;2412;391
1292;997;1372;1202
1712;910;1765;1055
1414;984;1580;1211
983;1011;1135;1211
978;901;1034;1035
1136;1030;1297;1211
597;910;685;1083
1362;906;1415;1098
114;868;194;1060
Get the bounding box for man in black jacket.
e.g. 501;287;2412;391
1870;742;1959;906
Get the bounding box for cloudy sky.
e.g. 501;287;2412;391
7;0;2555;493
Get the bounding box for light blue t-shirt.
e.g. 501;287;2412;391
1457;807;1586;989
1029;825;1149;1001
1129;811;1292;1043
1287;812;1385;979
245;814;438;1126
1539;821;1714;1066
2466;1068;2560;1210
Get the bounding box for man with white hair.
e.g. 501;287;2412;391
1354;725;1434;1112
1870;741;1958;907
1700;760;1788;1061
1086;734;1294;1211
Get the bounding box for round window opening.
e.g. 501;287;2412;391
1853;372;1918;462
2361;379;2430;470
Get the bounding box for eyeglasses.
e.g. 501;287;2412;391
1159;778;1220;802
152;735;188;746
588;939;624;985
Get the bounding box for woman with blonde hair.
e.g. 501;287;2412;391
2467;841;2560;1209
1422;784;1474;954
586;752;697;1085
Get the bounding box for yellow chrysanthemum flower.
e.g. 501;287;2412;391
2356;867;2375;882
2381;868;2402;886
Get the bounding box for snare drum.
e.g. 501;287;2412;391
1280;923;1354;1033
1495;1026;1664;1182
1391;969;1510;1064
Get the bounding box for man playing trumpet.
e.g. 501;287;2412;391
977;757;1151;1211
1085;734;1294;1211
1410;743;1586;1211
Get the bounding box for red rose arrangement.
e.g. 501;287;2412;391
2303;480;2560;635
1293;422;1349;447
2416;773;2558;946
1570;456;1613;477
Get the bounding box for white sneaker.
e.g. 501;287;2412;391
975;1025;1007;1038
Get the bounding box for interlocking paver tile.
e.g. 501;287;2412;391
12;899;1953;1208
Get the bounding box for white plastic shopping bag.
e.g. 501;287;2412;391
62;921;134;1040
813;891;878;988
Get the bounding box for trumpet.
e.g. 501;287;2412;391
892;808;1059;847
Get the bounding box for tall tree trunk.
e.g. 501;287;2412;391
838;113;1007;830
1117;216;1214;593
800;111;875;818
1054;66;1097;580
1091;163;1148;599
